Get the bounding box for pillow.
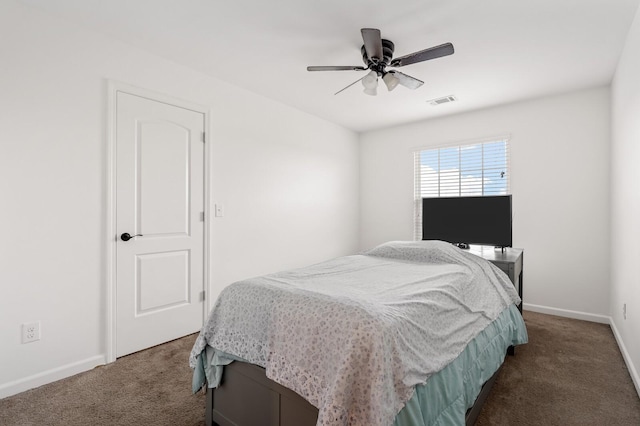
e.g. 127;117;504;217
362;240;462;264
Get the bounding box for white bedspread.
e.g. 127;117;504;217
189;240;521;426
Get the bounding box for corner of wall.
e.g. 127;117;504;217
610;318;640;397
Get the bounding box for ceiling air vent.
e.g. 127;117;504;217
428;95;457;106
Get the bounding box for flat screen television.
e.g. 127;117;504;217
422;195;512;247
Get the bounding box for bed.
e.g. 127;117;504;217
190;240;528;425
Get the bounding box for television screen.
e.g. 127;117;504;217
422;195;512;247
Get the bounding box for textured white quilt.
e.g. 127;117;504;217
190;240;521;426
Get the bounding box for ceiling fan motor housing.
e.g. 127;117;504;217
361;39;395;75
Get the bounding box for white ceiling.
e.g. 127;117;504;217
21;0;640;132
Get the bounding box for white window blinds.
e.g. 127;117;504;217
414;138;510;240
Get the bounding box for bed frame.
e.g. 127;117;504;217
204;358;503;426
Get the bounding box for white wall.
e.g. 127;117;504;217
360;87;611;319
0;1;359;397
611;4;640;395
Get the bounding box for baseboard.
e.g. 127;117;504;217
0;355;106;400
609;319;640;398
523;303;610;324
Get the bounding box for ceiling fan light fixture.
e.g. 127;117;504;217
382;72;400;91
363;86;377;96
362;71;378;96
362;71;378;88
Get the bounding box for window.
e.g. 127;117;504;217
414;138;510;240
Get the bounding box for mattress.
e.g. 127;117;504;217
190;240;527;426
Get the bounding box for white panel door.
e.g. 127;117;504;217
116;91;205;357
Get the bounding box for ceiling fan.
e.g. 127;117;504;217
307;28;454;96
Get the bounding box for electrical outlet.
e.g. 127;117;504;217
22;321;40;344
623;303;627;320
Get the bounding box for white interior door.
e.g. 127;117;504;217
115;91;205;357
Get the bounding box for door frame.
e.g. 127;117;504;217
105;80;211;363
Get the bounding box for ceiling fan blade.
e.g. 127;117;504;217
334;76;366;95
307;66;368;71
393;71;424;90
361;28;383;61
390;43;454;67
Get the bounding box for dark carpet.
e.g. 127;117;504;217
477;311;640;425
0;335;205;426
1;311;639;425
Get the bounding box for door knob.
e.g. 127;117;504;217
120;232;143;241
